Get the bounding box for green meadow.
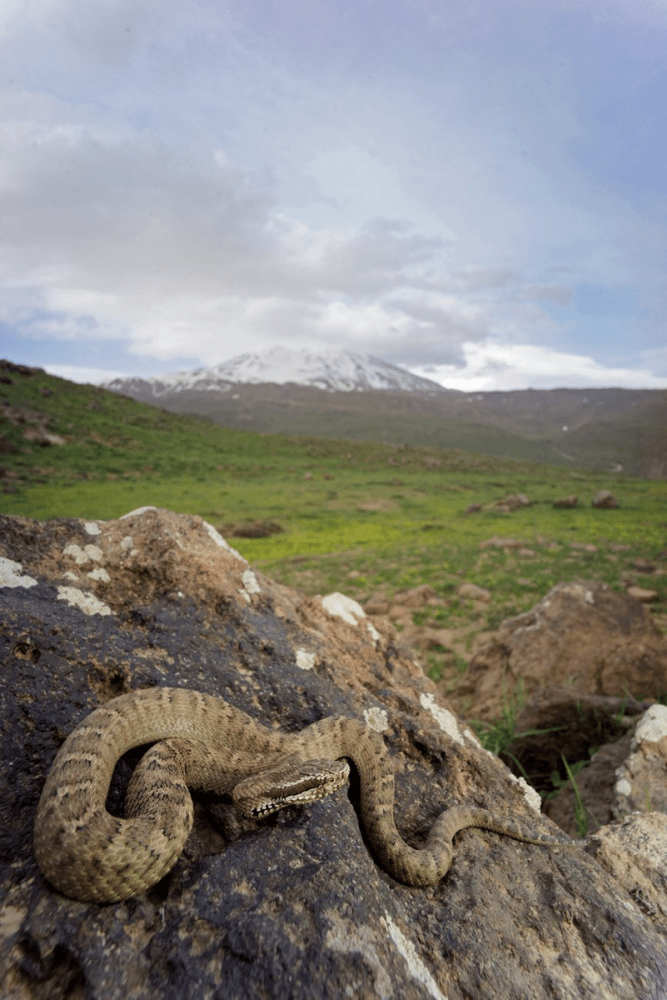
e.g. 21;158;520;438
2;365;666;655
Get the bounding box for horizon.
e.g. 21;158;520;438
1;2;666;392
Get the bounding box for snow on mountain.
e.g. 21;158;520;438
103;347;449;397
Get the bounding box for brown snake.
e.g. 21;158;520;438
33;687;572;903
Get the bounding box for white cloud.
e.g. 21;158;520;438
410;341;667;391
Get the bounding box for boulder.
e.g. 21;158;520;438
456;581;667;721
2;510;667;999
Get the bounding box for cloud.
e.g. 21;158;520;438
410;341;667;391
0;103;495;367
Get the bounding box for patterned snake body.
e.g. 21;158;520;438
34;687;569;903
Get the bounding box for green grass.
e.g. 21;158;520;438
2;363;666;637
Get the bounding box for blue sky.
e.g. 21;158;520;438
1;0;666;391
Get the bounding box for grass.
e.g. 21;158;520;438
2;362;666;682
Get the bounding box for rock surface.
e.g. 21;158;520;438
2;509;667;999
457;580;667;720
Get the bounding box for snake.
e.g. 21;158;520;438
33;687;572;903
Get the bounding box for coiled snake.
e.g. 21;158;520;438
33;687;570;903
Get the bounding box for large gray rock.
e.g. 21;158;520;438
1;509;667;1000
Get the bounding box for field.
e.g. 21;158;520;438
2;363;666;701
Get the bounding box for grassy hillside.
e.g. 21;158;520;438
2;361;666;703
128;381;667;477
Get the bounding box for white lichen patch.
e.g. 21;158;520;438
0;557;38;589
633;705;667;745
242;569;261;595
202;520;246;562
56;586;113;617
83;521;101;535
87;568;111;583
366;621;381;643
63;544;103;565
615;777;632;798
419;692;464;746
364;707;389;733
382;915;447;1000
508;773;542;813
62;571;79;582
321;592;366;626
295;649;317;671
120;536;134;551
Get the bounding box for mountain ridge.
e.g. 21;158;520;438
103;347;450;397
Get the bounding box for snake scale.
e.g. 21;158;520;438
33;687;572;903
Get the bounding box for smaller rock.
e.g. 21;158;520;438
457;582;491;602
464;503;482;515
592;490;618;509
626;585;659;603
392;584;437;609
553;495;578;508
478;537;525;550
634;559;656;574
363;593;389;615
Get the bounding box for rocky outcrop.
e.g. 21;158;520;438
2;510;667;999
457;580;667;721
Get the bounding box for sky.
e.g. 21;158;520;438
1;0;666;392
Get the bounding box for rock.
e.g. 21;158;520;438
585;812;667;927
592;490;618;508
478;537;526;550
457;582;491;603
553;495;578;508
222;520;283;538
614;705;667;818
626;585;659;603
633;559;657;573
464;503;482;515
455;581;667;721
22;427;66;446
363;593;390;615
391;584;437;608
493;494;530;512
3;510;667;999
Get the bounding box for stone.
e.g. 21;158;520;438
627;585;659;603
464;503;482;515
455;581;667;721
457;582;491;603
2;510;667;999
478;537;526;550
553;495;578;508
592;490;618;508
391;584;437;608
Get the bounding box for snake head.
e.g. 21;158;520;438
232;756;350;819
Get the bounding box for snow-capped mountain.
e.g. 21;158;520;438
103;347;449;397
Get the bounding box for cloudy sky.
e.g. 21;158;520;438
1;0;666;391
